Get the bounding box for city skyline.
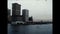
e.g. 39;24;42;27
8;0;52;21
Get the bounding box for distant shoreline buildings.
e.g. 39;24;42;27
8;3;33;23
8;3;52;24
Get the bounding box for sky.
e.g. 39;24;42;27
8;0;52;21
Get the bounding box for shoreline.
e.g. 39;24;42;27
8;23;52;25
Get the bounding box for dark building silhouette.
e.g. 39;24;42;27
12;3;21;16
29;16;33;22
8;3;33;23
15;15;23;21
22;9;29;22
12;3;21;21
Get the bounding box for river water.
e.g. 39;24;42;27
8;24;52;34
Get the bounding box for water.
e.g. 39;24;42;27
8;24;52;34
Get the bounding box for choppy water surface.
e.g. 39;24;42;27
8;24;52;34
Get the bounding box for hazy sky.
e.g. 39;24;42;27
8;0;52;21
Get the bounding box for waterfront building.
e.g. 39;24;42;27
22;9;29;22
12;3;21;16
12;3;21;21
29;16;33;21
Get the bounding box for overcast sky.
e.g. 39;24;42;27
8;0;52;21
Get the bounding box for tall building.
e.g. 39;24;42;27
22;9;29;22
12;3;21;16
12;3;21;21
16;15;23;21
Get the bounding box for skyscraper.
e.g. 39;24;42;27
12;3;21;21
22;9;29;22
12;3;21;16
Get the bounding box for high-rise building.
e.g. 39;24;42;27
22;9;29;22
12;3;21;16
12;3;21;21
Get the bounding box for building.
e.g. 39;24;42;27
29;16;33;21
12;3;21;16
12;15;23;21
22;9;29;22
12;3;21;21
